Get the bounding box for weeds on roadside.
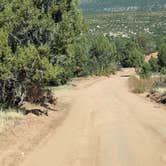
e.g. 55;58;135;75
128;76;154;93
95;65;118;77
153;76;166;88
0;108;23;133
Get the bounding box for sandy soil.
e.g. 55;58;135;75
1;68;166;166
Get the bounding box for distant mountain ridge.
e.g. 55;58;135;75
79;0;166;13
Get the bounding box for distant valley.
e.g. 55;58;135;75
79;0;166;13
85;11;166;37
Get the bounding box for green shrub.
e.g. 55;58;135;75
149;57;159;72
139;62;152;78
95;65;117;76
118;40;144;68
160;68;166;74
89;34;116;73
136;34;156;54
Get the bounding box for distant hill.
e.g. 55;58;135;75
79;0;166;13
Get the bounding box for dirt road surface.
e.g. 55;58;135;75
16;69;166;165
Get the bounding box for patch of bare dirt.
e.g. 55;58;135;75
0;101;69;166
69;76;107;89
0;76;102;166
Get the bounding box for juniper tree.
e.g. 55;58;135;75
0;0;85;106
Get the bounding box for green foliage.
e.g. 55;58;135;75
126;48;144;68
0;29;12;80
4;0;165;109
89;34;115;73
117;40;144;68
13;45;60;83
149;57;159;72
138;39;166;76
158;43;166;68
67;36;90;77
160;68;166;74
156;37;166;49
0;0;120;108
95;64;117;76
136;34;156;54
0;0;86;107
139;62;151;78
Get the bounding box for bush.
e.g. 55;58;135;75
118;40;144;68
128;76;153;94
139;62;151;78
136;34;156;54
89;34;116;73
160;68;166;74
66;36;90;77
126;48;144;68
149;57;159;72
0;44;61;107
95;64;117;76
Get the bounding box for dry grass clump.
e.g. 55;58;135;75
0;108;23;133
128;76;154;94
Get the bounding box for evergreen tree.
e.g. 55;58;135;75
89;34;115;73
0;0;85;106
119;40;144;68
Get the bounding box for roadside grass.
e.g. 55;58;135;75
0;108;23;134
95;65;118;77
128;76;154;94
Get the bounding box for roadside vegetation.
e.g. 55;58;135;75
128;76;154;94
128;36;166;103
0;108;23;133
129;75;166;104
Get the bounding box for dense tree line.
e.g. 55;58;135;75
112;35;166;77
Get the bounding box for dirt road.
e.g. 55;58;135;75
22;69;166;166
